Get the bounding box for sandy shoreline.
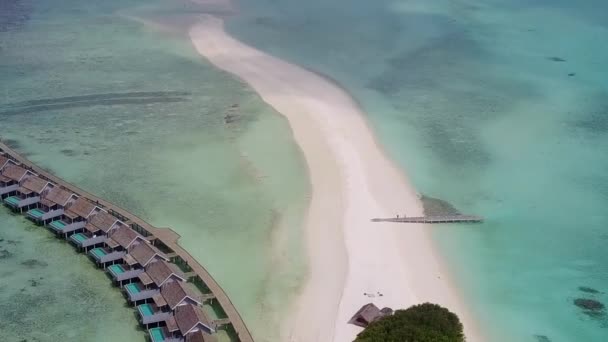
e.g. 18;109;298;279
189;15;482;342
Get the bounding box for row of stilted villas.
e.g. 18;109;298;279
0;154;219;341
87;226;217;341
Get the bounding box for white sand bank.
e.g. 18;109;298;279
189;15;481;342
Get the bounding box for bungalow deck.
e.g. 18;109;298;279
149;327;183;342
124;282;158;302
69;231;106;249
27;209;64;224
89;247;125;265
3;194;39;211
49;218;86;236
109;263;145;283
138;303;172;326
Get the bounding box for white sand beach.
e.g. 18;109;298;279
190;15;481;342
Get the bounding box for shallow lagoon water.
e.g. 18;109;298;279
1;0;308;341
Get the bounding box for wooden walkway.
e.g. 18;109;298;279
0;141;254;342
372;215;483;224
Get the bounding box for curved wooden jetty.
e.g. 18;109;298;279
0;141;254;342
372;215;483;224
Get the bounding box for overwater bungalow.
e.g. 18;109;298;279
0;164;35;198
26;186;77;225
111;242;168;288
124;247;172;305
50;197;102;237
69;209;126;250
161;278;203;311
3;176;53;212
89;226;144;267
138;261;186;327
148;304;216;342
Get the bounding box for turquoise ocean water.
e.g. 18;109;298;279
2;0;607;341
225;0;608;341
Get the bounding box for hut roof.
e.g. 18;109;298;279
44;187;74;206
17;187;33;195
85;223;100;234
106;238;119;249
161;280;202;310
21;177;51;194
186;330;217;342
174;304;214;335
89;211;121;233
2;164;28;181
123;254;138;266
146;261;185;287
153;293;168;307
129;242;167;267
138;272;154;286
110;226;142;249
40;198;54;207
0;174;10;183
347;303;382;328
166;316;179;332
0;155;10;169
66;197;97;219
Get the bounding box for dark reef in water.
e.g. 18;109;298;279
574;298;606;319
21;259;49;268
534;335;551;342
547;56;566;62
0;249;13;259
420;194;461;216
574;298;604;311
60;149;77;157
579;286;602;294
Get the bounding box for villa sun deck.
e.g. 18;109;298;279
26;202;65;224
138;303;172;325
69;231;107;249
89;247;125;265
149;327;183;342
4;177;52;211
108;263;145;283
49;217;86;236
124;280;159;303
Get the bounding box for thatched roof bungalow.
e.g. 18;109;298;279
0;164;35;196
27;186;77;224
174;304;216;336
161;280;202;311
52;197;102;237
71;210;129;246
347;303;393;328
4;176;52;211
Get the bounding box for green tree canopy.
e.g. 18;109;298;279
355;303;465;342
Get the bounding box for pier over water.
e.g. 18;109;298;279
372;215;483;224
0;141;254;342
